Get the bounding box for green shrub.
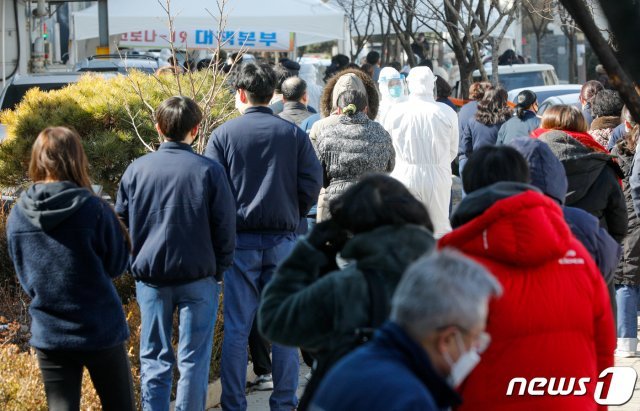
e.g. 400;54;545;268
0;71;235;196
0;70;234;406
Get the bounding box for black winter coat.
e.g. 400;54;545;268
612;140;640;285
541;132;628;242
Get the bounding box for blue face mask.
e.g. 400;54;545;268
389;85;403;98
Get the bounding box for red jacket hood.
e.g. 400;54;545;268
439;190;572;266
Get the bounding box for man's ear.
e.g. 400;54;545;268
238;88;249;104
155;123;164;138
302;92;309;105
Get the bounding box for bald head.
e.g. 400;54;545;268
282;77;307;103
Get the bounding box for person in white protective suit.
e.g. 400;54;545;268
383;66;458;238
299;63;323;112
376;67;407;124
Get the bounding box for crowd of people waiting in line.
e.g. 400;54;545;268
5;50;640;411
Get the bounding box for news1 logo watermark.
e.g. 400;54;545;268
506;367;638;405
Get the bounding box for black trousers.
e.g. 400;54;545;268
35;342;135;411
249;317;272;376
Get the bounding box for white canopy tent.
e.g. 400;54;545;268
72;0;347;47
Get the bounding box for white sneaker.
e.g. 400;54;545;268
249;374;274;391
615;338;638;358
615;349;637;358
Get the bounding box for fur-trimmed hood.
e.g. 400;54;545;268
320;68;379;120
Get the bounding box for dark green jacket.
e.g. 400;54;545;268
258;224;434;408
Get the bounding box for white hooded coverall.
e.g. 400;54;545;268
383;67;459;237
376;67;407;125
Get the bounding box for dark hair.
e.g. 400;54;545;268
273;65;294;94
417;59;433;70
330;174;433;234
541;105;588;132
337;90;368;116
324;54;351;82
360;63;374;78
366;51;380;65
475;87;511;125
435;75;451;99
515;90;537;119
233;62;276;104
469;81;493;100
332;54;350;67
580;80;604;103
279;58;300;75
462;146;530;194
155;96;203;141
196;58;212;71
591;89;624;118
389;61;402;72
29;127;92;189
281;77;307;102
498;49;523;65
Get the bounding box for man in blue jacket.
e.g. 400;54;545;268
310;251;501;411
205;62;322;411
116;96;236;411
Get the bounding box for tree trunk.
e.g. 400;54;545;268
491;38;500;86
559;0;640;124
459;62;473;99
568;33;577;83
403;33;417;67
536;33;543;63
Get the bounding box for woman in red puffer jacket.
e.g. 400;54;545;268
439;145;615;411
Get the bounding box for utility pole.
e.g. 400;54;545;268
30;0;47;72
96;0;109;55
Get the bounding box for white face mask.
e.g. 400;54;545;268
443;331;482;387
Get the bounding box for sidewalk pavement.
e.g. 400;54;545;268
205;362;310;411
203;353;640;410
613;352;640;410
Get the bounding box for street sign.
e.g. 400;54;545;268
119;29;294;52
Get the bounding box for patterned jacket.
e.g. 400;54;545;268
315;111;395;220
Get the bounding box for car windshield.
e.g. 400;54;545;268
494;72;545;90
532;89;581;103
1;83;71;111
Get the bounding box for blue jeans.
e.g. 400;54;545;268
615;284;640;338
136;277;219;411
221;233;299;411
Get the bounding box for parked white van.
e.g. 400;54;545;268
472;64;559;91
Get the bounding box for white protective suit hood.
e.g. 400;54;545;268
376;67;406;123
299;63;323;111
407;66;436;98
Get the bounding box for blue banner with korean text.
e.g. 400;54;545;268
120;29;294;51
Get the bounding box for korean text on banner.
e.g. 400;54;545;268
120;29;294;51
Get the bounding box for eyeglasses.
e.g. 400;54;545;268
438;325;491;354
